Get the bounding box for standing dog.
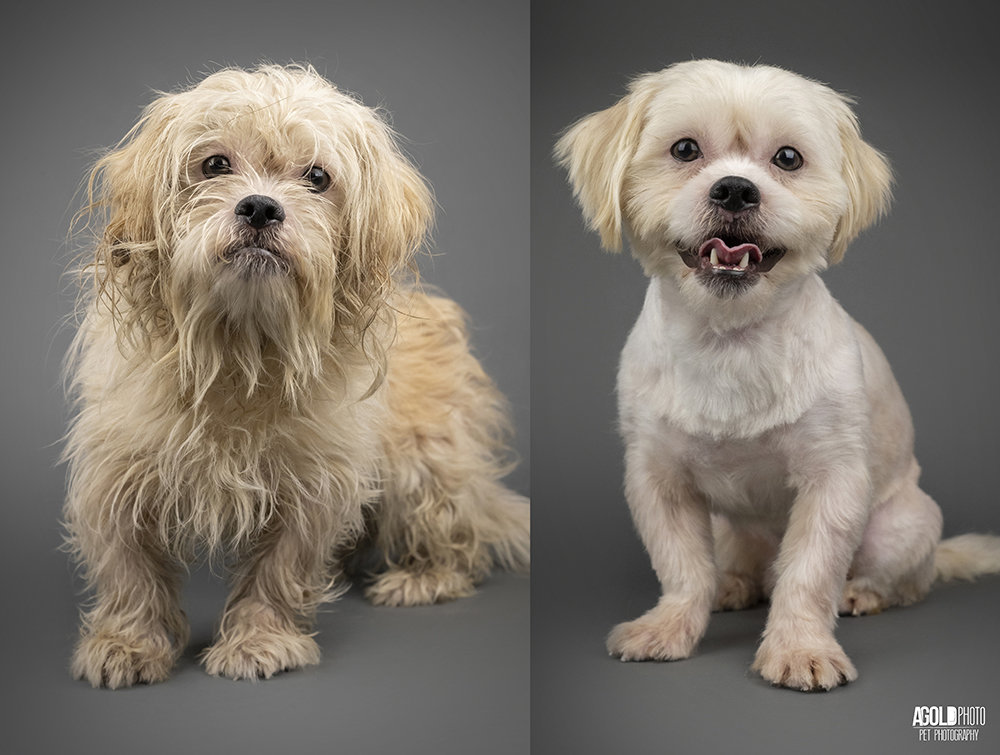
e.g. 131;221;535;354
64;64;529;688
557;60;1000;690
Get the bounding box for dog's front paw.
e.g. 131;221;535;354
839;579;889;616
366;567;475;606
752;637;857;691
202;627;320;681
72;628;177;689
607;601;708;661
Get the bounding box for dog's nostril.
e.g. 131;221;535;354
235;194;286;230
709;176;760;214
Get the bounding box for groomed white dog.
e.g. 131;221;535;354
64;64;529;688
557;59;1000;690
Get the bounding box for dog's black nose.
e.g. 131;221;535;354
235;195;286;230
709;176;760;215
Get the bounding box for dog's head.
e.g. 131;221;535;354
83;64;432;399
556;60;891;320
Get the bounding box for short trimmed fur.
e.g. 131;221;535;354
557;60;1000;691
64;64;528;688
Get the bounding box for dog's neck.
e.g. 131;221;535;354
652;272;825;339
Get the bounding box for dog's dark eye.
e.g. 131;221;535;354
305;166;332;193
772;147;803;171
202;155;233;177
670;138;701;162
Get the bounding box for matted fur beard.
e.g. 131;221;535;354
166;195;363;407
63;65;529;688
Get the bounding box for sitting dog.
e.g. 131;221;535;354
64;64;529;688
556;59;1000;690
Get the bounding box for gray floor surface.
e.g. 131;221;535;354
532;569;1000;754
5;542;529;755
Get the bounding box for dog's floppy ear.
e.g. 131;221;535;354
829;98;892;264
339;111;433;290
83;91;184;338
555;83;651;252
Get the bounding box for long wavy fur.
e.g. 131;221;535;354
63;64;528;687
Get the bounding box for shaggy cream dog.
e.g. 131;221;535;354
64;64;529;688
557;59;1000;691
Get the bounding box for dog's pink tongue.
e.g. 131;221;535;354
699;237;763;265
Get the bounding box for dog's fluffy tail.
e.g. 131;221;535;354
475;481;531;573
934;534;1000;582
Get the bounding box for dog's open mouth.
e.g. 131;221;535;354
223;246;292;278
678;237;786;293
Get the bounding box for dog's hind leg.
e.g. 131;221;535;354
839;477;942;616
366;293;529;607
712;516;778;611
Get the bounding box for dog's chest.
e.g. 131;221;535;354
620;328;817;442
126;385;380;548
618;280;848;441
684;433;794;521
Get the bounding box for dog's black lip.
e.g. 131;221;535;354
677;240;786;275
755;248;787;273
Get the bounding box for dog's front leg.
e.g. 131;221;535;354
71;543;188;688
202;517;335;680
607;445;715;661
751;460;870;691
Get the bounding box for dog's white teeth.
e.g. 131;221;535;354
738;252;750;269
710;248;719;266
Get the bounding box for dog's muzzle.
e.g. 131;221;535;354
674;177;787;294
223;195;291;277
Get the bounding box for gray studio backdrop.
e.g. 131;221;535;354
532;1;1000;754
1;2;528;754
